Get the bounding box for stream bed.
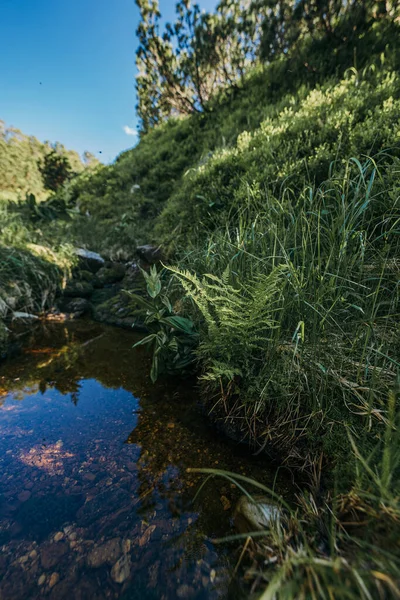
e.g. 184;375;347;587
0;321;291;599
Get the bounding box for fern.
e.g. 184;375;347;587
167;264;288;385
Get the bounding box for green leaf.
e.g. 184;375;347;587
161;315;197;334
133;334;156;348
150;355;159;383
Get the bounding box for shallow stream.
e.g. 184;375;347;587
0;321;291;599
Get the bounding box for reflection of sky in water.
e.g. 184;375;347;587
0;323;287;599
0;366;232;599
0;380;139;478
0;379;140;469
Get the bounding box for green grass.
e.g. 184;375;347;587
167;153;399;478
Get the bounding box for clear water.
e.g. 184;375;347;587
0;321;291;599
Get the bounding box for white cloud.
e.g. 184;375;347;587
123;125;138;136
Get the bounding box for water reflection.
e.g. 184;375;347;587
0;322;289;599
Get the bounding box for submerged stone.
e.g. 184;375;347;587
41;542;68;569
49;572;60;588
76;488;130;526
111;553;131;584
18;490;32;502
87;538;121;568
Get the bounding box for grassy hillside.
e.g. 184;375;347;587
61;20;399;252
2;20;399;464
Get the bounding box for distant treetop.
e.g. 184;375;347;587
0;120;101;199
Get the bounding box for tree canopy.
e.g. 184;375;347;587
0;121;100;199
135;0;399;131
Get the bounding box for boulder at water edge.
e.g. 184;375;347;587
234;495;280;534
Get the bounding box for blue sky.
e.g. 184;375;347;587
0;0;218;164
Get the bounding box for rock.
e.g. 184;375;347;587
63;525;73;535
87;538;121;568
77;488;130;526
64;280;94;298
111;554;131;584
136;244;163;264
54;532;64;542
78;270;95;283
177;584;195;598
82;472;96;482
93;293;147;331
74;248;105;273
138;525;156;547
234;495;280;534
29;550;38;559
49;573;60;588
18;490;32;502
90;288;116;306
63;298;92;317
41;542;68;569
95;263;126;286
38;574;46;586
121;262;140;289
12;312;39;321
19;554;29;564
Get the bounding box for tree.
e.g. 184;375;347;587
83;151;100;168
135;0;261;132
38;150;72;192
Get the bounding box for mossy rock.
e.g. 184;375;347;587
0;321;8;358
136;245;164;265
64;280;94;298
94;263;126;286
63;298;92;317
78;269;96;283
91;287;117;306
93;292;146;330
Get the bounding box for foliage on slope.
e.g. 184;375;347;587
157;55;400;247
64;18;399;258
